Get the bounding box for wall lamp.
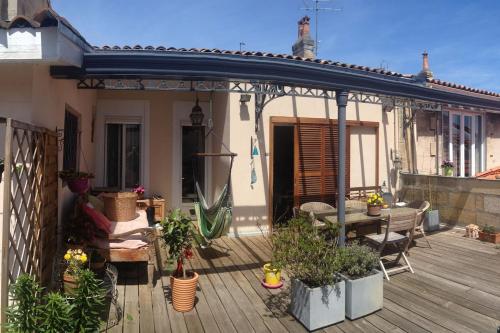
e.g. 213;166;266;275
240;94;251;104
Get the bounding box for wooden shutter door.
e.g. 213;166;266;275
293;121;350;207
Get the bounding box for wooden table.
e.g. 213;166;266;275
136;198;165;222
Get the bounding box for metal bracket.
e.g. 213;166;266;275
254;84;287;132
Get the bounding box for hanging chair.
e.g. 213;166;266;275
193;150;236;240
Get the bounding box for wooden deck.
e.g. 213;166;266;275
104;228;500;332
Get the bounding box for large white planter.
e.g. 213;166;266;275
424;210;440;232
289;278;345;331
343;269;383;319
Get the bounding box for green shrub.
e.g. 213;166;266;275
482;224;497;234
337;243;379;279
272;216;341;288
6;274;43;333
71;269;105;333
40;292;74;333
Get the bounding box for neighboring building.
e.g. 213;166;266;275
2;1;500;237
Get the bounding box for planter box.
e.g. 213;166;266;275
424;210;440;232
290;279;345;331
343;269;383;320
478;231;500;244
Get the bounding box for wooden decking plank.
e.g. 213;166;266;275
188;250;237;333
364;313;406;333
192;247;255;332
376;307;433;333
384;286;479;333
138;268;155;333
212;238;288;333
182;259;221;333
123;273;140;333
336;317;383;333
395;272;500;321
426;232;499;255
183;309;205;333
221;237;308;333
151;275;172;333
107;276;126;333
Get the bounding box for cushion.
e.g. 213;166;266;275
88;195;105;213
91;210;150;250
81;203;112;234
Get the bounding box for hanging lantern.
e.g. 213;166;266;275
190;99;204;126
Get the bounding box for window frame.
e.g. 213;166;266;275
62;105;81;172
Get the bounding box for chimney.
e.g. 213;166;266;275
417;51;433;81
292;16;315;59
1;0;50;21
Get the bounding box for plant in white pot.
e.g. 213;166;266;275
160;209;199;312
273;216;344;331
337;243;382;319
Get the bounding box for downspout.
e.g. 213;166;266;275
411;109;418;174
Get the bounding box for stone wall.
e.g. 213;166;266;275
400;173;500;228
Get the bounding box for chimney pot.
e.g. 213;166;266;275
417;51;433;81
292;16;315;59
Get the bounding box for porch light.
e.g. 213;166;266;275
190;99;204;126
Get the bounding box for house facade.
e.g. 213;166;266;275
2;2;500;239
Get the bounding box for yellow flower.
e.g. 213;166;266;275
64;253;70;260
75;255;81;261
81;254;87;263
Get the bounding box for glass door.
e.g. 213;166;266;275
181;126;205;211
447;112;484;177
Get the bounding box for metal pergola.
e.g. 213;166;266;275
50;50;500;246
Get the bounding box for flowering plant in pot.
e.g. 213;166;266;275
58;170;94;194
63;249;88;294
273;216;344;330
367;193;384;216
337;243;382;319
478;225;500;244
132;184;145;199
441;160;454;176
160;209;199;312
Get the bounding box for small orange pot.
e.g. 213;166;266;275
367;205;381;216
170;272;199;312
63;272;78;294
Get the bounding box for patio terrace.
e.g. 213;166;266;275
104;228;500;333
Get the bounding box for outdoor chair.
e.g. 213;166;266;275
408;200;432;248
296;202;335;227
365;211;417;281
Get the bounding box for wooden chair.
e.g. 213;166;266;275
408;201;431;248
89;209;159;286
365;211;417;281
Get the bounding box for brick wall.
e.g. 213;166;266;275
399;173;500;228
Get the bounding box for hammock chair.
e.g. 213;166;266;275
193;133;236;241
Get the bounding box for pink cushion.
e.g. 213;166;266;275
91;210;150;250
82;203;112;234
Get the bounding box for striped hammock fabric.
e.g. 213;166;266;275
195;182;232;240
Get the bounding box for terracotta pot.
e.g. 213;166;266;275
170;272;199;312
478;231;500;244
67;178;90;194
63;272;78;294
367;205;381;216
263;263;281;286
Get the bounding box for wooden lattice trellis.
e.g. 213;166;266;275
0;118;58;320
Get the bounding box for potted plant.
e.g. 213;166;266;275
58;170;94;194
273;216;344;331
478;225;500;244
133;184;145;199
63;249;88;294
441;160;454;176
160;209;199;312
337;243;382;319
367;193;384;216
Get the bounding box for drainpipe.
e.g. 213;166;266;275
336;90;348;247
411;109;419;174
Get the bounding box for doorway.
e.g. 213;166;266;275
182;126;205;213
272;125;294;225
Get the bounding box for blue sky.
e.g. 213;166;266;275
51;0;500;92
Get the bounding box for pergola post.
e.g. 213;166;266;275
336;90;349;247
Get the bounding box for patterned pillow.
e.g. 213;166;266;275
81;203;112;234
88;195;104;213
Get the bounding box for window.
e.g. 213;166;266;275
181;126;205;203
444;111;484;177
63;109;79;171
105;123;141;189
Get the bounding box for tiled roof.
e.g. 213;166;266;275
476;166;500;180
92;45;500;99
